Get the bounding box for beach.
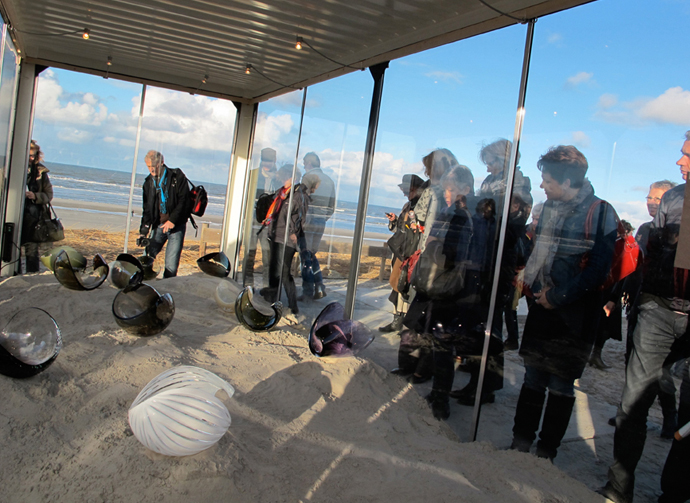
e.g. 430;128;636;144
1;204;675;503
1;271;609;503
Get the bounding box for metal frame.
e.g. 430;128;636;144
344;62;388;319
470;18;536;441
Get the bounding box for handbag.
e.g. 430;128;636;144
410;242;465;299
31;204;65;243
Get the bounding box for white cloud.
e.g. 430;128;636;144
547;33;563;44
35;70;109;126
571;131;591;148
610;200;649;231
57;128;94;144
136;87;238;151
597;93;618;109
565;71;593;88
636;87;690;125
595;87;690;126
425;71;463;85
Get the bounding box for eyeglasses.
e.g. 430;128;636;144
646;196;662;203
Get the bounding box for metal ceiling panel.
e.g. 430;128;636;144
0;0;593;103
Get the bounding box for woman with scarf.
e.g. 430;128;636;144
262;165;319;316
510;145;617;461
21;140;53;273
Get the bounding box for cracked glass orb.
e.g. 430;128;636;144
309;302;375;358
197;251;231;278
138;255;159;280
234;286;282;331
54;251;109;291
108;254;144;289
112;283;175;336
40;246;87;272
0;308;62;378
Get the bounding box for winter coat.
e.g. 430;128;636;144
642;183;690;310
140;166;191;235
520;186;617;380
268;184;310;246
21;163;53;245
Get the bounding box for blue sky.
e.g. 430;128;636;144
29;0;689;228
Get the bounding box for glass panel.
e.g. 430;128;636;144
360;25;526;439
239;72;374;326
0;28;17;182
28;69;142;273
238;89;305;293
502;0;689;500
132;87;237;277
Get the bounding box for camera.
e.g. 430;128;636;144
136;236;150;248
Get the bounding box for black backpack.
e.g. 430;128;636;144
255;191;276;223
189;181;208;217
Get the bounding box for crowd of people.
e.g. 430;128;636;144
20;130;690;501
255;135;685;503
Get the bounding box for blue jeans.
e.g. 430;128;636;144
147;225;186;277
524;365;575;397
608;299;688;500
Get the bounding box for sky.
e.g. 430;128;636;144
27;0;690;229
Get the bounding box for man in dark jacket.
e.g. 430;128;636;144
139;150;191;278
510;145;617;461
601;131;690;503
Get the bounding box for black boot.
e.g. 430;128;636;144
589;346;610;370
379;313;403;333
426;389;450;420
659;388;678;439
511;385;546;453
535;392;576;461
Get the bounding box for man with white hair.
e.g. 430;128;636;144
139;150;191;278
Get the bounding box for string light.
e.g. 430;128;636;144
292;36;361;70
202;74;208;84
82;28;90;39
106;56;112;66
245;64;251;75
295;36;303;50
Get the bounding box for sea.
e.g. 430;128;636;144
46;162;398;240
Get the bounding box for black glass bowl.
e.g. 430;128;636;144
197;251;231;278
0;308;62;378
112;283;175;336
54;250;109;291
138;255;159;280
308;302;375;358
108;254;144;289
234;286;282;331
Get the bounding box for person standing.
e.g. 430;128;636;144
299;152;335;300
510;145;617;461
21;140;53;273
139;150;191;278
379;173;424;333
601;132;690;503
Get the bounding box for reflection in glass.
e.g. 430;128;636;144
309;302;374;358
197;251;231;278
128;365;235;456
511;146;617;460
234;286;282;332
0;308;62;378
112;283;175;336
54;250;109;291
214;278;243;313
108;253;144;289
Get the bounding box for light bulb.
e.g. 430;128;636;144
82;28;90;40
295;37;303;50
